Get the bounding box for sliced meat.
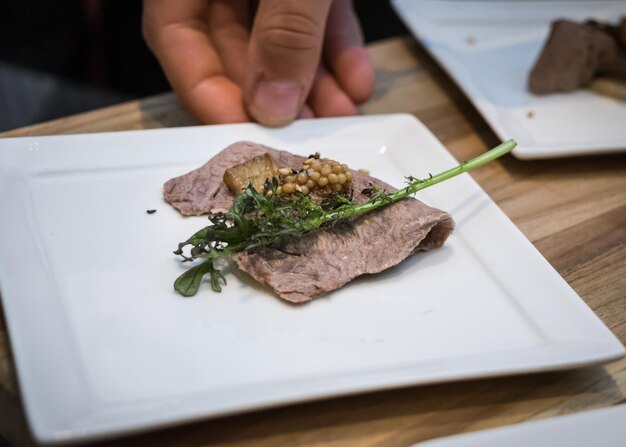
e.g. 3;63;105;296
234;193;454;303
165;141;455;302
528;19;626;96
164;141;308;216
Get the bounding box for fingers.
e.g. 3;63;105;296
307;66;358;118
208;0;251;85
143;0;249;123
144;0;373;126
324;0;374;103
243;0;334;126
298;104;315;120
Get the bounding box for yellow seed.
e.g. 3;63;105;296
358;168;369;174
297;172;308;184
277;154;357;193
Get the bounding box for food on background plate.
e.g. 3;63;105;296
528;18;626;99
165;140;516;303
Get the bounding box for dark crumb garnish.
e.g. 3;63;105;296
146;209;157;214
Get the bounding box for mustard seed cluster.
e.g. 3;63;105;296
275;152;353;196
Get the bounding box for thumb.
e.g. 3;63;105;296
244;0;333;126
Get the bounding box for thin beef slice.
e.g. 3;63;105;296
164;141;455;303
164;141;308;215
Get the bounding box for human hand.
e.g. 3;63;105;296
143;0;374;127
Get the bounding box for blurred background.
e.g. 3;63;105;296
0;0;408;132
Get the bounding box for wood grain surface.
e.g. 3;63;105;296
1;37;625;447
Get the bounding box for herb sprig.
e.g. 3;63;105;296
173;139;516;296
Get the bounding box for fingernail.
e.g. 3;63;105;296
252;80;301;126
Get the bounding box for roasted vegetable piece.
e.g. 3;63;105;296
223;153;278;194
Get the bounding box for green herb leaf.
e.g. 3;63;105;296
174;259;215;296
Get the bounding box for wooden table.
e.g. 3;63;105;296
1;36;625;447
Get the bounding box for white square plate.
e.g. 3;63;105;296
0;115;623;444
392;0;626;159
412;404;626;447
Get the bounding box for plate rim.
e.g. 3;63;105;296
0;114;623;444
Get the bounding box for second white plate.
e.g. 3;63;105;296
392;0;626;159
413;405;626;447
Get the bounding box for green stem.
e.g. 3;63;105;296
323;139;516;223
